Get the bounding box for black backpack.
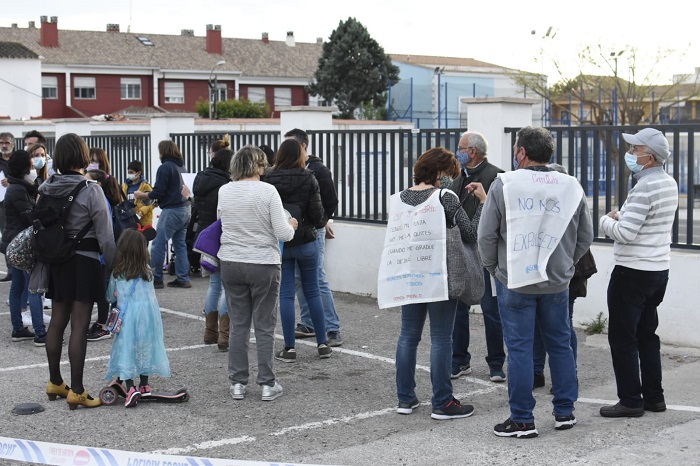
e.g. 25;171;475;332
111;200;140;241
30;181;99;264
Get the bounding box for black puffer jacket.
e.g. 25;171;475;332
1;176;37;252
193;167;230;231
306;155;338;226
265;168;324;246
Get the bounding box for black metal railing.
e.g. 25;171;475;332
307;128;466;223
505;124;700;249
83;135;151;185
170;132;280;174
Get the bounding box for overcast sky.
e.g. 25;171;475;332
4;0;698;84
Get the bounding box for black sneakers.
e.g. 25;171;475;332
11;327;35;342
167;279;191;288
153;280;164;289
450;365;472;379
533;372;545;389
554;414;577;430
494;418;539;438
87;323;112;342
431;397;474;420
396;398;420;415
644;401;667;412
599;402;644;418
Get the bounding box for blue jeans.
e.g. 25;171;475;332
533;296;577;375
204;271;228;316
452;268;505;371
9;270;46;336
296;228;340;333
607;266;668;408
151;205;191;283
496;280;577;423
396;299;458;410
280;241;326;348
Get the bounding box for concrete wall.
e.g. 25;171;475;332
0;58;42;119
325;220;700;348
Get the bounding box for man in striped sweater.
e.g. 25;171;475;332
599;128;678;418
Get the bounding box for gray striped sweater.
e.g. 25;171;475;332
599;167;678;271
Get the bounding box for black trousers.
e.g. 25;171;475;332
607;265;669;408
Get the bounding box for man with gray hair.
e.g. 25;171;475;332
0;132;14;281
449;131;506;382
599;128;678;418
479;126;592;438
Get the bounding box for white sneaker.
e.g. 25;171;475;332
43;298;52;309
22;310;32;326
261;382;283;401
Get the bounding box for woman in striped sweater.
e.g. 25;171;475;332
218;145;296;402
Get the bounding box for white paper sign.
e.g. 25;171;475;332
377;190;448;309
0;171;6;202
500;170;584;288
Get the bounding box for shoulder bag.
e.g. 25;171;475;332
440;189;485;305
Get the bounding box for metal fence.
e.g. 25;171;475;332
505;124;700;249
83;135;151;185
170;132;280;174
307;128;466;223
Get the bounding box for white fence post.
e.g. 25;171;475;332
463;97;538;170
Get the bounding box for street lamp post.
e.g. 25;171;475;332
610;50;624;125
209;60;226;120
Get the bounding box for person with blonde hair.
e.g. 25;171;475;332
218;145;297;401
134;140;191;289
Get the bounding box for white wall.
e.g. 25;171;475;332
325;221;700;348
0;58;42;120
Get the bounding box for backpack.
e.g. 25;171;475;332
111;200;140;241
29;181;99;264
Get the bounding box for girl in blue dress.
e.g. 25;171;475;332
105;229;171;407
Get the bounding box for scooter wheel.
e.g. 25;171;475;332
99;387;118;406
181;392;190;402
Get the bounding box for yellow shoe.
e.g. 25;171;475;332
66;389;102;410
46;381;70;401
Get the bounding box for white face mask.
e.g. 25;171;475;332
126;173;137;181
87;163;99;171
33;157;46;170
25;169;38;183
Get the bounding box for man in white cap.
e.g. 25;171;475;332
599;128;678;418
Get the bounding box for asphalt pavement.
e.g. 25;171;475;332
1;274;699;465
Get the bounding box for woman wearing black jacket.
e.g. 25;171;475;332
193;148;233;350
265;139;331;362
1;150;46;345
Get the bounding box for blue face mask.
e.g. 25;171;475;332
33;157;46;170
512;154;520;170
456;150;470;167
624;153;644;173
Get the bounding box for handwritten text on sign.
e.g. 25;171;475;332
377;191;449;309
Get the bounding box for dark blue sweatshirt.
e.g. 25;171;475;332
148;156;189;209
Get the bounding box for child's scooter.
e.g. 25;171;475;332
99;379;190;405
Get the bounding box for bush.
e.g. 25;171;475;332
195;99;271;119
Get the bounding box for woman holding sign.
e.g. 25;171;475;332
389;147;486;420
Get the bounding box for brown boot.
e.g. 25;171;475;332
218;314;230;351
204;311;218;345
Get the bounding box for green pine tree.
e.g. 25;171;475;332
309;17;400;119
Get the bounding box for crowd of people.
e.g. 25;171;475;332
379;126;677;438
1;126;677;430
1;127;343;407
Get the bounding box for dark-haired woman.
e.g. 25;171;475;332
393;147;485;420
85;169;128;342
134;140;191;289
265;139;330;362
193;148;234;350
35;133;116;409
1;150;45;345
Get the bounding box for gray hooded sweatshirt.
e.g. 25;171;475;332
39;173;116;265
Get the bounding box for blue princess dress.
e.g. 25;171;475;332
104;275;171;381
